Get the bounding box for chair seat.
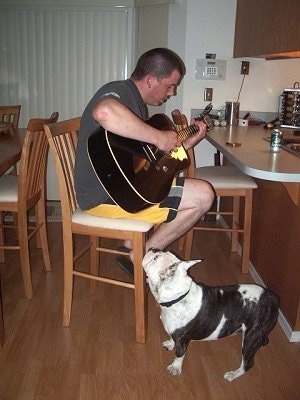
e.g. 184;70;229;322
72;208;154;232
0;175;18;202
195;166;257;189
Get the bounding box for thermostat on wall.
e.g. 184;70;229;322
195;59;226;81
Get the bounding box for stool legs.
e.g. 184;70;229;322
182;190;253;274
240;190;253;273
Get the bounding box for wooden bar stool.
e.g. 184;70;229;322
0;112;59;298
44;118;154;343
0;105;21;131
172;110;257;273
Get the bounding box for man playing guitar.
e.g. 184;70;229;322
75;48;215;276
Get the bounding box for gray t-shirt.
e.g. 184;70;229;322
74;79;148;210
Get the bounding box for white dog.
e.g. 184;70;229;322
142;248;279;382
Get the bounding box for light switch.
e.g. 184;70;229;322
204;88;213;101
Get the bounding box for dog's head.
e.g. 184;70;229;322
142;248;202;304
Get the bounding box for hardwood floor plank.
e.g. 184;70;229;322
0;223;299;399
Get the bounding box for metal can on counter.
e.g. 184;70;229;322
270;128;283;152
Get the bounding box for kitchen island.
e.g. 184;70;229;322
204;125;300;341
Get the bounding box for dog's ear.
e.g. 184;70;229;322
183;259;203;271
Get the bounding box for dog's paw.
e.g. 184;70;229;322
162;338;174;351
167;363;182;376
224;367;245;382
167;356;184;376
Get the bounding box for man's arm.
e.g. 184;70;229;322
92;97;181;154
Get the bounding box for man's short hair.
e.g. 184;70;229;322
131;48;186;81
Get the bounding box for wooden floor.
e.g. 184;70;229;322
0;222;299;400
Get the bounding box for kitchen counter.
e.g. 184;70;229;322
204;124;300;340
205;125;300;182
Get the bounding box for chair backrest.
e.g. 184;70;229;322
43;117;81;225
18;112;59;208
0;105;21;128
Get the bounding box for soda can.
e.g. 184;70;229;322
270;128;283;152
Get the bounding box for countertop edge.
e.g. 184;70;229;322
205;130;300;182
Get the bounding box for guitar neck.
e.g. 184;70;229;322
176;124;199;142
176;116;213;142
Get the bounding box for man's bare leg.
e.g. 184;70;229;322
124;178;215;259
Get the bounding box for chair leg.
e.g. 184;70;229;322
177;236;185;252
63;233;74;327
132;232;147;344
0;279;5;348
0;212;5;263
231;196;240;253
90;236;99;294
35;204;41;249
183;228;194;260
241;191;253;274
36;201;51;272
18;214;33;299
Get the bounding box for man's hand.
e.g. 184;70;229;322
182;119;207;150
156;130;181;153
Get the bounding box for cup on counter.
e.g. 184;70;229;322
225;101;240;125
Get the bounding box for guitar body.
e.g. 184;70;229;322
87;114;190;213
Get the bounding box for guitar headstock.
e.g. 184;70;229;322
195;103;213;131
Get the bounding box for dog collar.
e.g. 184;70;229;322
159;290;190;308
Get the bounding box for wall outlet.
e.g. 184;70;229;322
241;61;250;75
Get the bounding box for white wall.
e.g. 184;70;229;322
167;0;300;166
2;0;300;177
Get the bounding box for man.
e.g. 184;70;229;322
74;48;215;275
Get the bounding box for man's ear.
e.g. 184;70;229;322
145;74;154;89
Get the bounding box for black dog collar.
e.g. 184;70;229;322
159;290;190;308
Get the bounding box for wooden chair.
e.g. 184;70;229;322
0;112;59;299
44;118;154;344
172;110;257;273
0;105;21;132
0;105;22;174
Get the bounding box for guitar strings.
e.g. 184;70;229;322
176;124;199;142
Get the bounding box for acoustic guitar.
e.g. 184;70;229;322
87;107;213;213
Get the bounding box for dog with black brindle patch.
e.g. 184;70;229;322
142;248;279;382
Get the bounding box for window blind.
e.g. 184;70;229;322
0;7;130;126
0;6;130;199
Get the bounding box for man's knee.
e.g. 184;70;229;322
195;180;215;212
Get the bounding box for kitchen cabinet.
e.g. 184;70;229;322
250;179;300;334
205;126;300;338
233;0;300;59
221;170;300;337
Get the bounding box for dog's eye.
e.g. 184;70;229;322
154;255;159;261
